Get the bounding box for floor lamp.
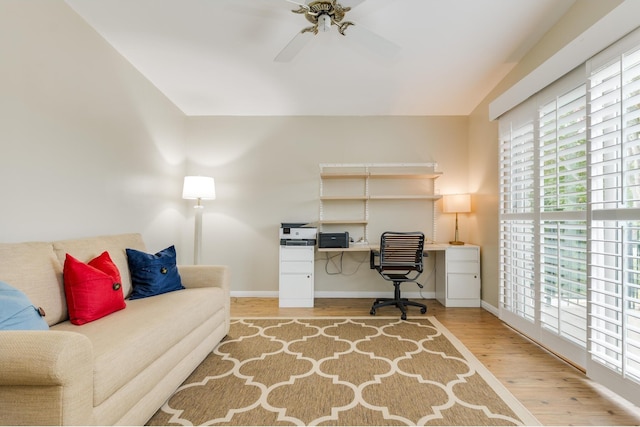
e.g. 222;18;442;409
182;176;216;265
442;194;471;245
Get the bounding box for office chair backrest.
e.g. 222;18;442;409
379;232;425;272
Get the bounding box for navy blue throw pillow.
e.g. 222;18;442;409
126;245;184;300
0;281;49;330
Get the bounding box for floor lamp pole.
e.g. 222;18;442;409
194;201;203;265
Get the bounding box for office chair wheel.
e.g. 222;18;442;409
420;307;427;314
401;313;407;320
370;308;376;316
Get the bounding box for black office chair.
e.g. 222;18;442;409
370;231;427;320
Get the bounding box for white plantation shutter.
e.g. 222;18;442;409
501;121;535;215
499;219;536;321
499;70;588;364
498;24;640;407
499;117;537;324
587;30;640;397
538;84;588;350
539;85;588;213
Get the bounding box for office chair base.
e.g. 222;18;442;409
370;290;427;321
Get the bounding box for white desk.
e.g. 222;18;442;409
317;242;450;253
317;243;481;307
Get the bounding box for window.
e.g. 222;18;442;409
499;28;640;406
499;70;588;365
539;85;588;348
499;120;536;323
588;40;640;387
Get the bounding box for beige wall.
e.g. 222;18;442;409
0;1;470;298
185;116;470;295
0;1;186;251
2;0;628;303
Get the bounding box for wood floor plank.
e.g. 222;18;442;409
230;297;640;426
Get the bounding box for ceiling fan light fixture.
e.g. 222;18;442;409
318;14;331;32
276;0;400;62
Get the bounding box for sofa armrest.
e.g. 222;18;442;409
0;330;94;425
179;265;231;332
179;265;230;291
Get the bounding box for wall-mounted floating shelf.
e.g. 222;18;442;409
318;162;442;244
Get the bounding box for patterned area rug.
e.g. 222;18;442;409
148;317;539;426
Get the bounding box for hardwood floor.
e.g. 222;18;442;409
231;297;640;426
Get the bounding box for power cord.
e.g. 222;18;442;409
322;251;369;276
415;261;436;299
319;250;436;298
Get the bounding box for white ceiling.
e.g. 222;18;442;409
65;0;575;116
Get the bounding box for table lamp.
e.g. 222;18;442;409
182;176;216;264
442;194;471;245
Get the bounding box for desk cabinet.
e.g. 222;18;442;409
279;246;314;307
435;246;481;307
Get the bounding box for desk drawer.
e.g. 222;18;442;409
448;261;479;274
446;247;478;261
280;247;314;261
280;261;313;274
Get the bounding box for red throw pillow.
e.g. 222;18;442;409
63;251;126;325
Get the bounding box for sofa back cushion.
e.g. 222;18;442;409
0;242;66;326
53;234;146;299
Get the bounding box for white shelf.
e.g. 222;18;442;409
321;195;442;201
320;172;443;180
318;219;369;225
369;195;442;200
369;172;443;179
318;162;441;243
320;196;369;201
320;173;368;179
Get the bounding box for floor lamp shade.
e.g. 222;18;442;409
442;194;471;245
182;176;216;201
182;176;215;265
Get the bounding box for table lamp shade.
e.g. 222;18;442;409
442;194;471;213
443;194;471;245
182;176;216;200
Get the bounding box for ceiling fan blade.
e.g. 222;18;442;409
285;0;309;9
346;22;401;58
275;30;313;62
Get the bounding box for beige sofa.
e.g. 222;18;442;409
0;233;230;426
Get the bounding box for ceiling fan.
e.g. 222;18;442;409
275;0;400;62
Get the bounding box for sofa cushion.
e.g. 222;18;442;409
51;286;226;406
0;242;66;325
0;281;49;330
63;252;126;325
126;245;184;300
53;234;147;299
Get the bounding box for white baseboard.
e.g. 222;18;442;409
315;291;436;299
230;291;436;299
231;291;279;298
230;291;494;315
481;300;499;317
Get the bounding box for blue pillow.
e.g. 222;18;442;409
0;281;49;330
126;245;184;300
